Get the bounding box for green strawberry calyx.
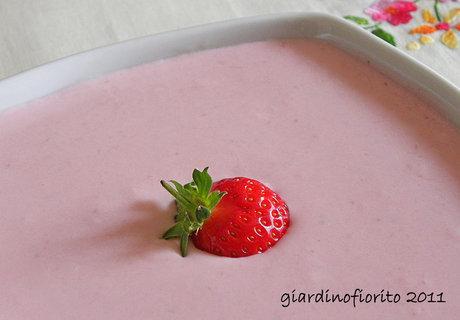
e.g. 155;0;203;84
160;167;226;257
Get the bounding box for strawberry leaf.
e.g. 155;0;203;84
161;167;225;257
207;191;226;210
163;223;186;239
180;234;189;257
192;167;212;198
160;180;195;213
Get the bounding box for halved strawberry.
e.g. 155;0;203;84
161;168;290;257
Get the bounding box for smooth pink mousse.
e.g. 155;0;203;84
0;40;459;319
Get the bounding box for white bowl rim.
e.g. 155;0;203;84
0;12;458;126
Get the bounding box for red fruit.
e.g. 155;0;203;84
161;168;290;257
192;177;290;257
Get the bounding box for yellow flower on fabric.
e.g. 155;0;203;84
406;41;421;50
420;35;435;44
422;9;437;23
407;5;459;50
444;8;460;23
441;30;458;48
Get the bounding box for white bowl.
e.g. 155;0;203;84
0;13;459;126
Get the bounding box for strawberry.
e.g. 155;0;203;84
161;168;290;257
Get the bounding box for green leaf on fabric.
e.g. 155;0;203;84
371;28;397;46
344;15;370;25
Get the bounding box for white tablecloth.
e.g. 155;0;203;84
0;0;459;87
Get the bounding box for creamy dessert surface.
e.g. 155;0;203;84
0;39;459;319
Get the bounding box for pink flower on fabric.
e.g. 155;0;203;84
365;0;418;26
436;22;450;30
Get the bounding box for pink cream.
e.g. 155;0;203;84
0;40;459;319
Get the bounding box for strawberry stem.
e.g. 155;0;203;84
160;167;226;257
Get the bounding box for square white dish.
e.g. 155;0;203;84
0;12;459;127
1;13;460;320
